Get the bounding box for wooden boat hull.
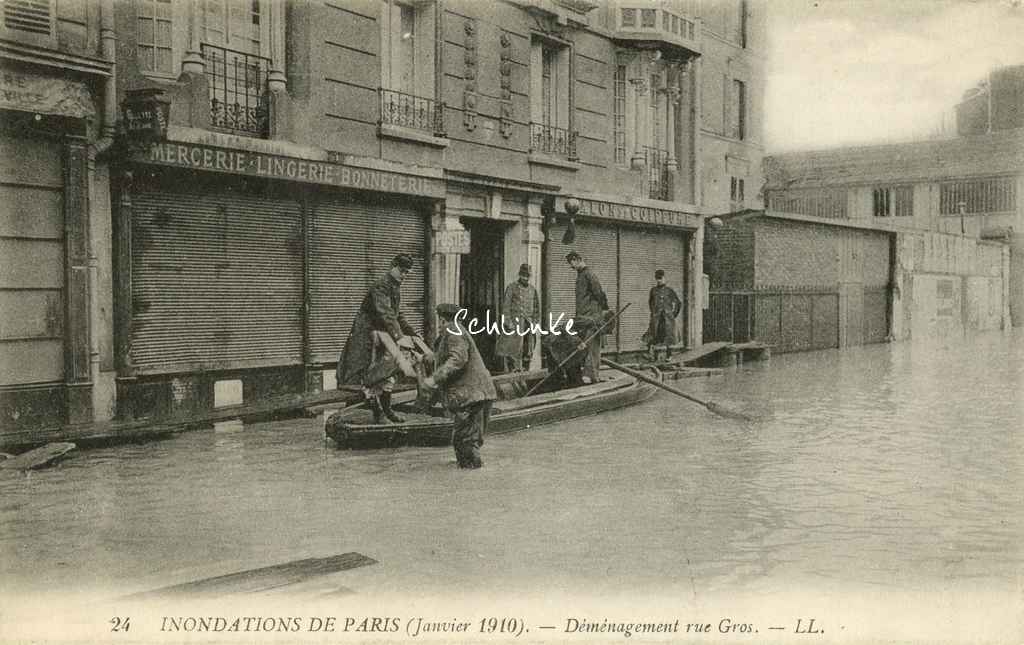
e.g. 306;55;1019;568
325;371;659;449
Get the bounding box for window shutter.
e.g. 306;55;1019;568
3;0;51;34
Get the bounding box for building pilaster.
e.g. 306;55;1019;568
430;204;467;341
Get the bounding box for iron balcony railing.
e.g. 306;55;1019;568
530;123;578;160
201;43;270;138
644;146;670;200
379;88;446;136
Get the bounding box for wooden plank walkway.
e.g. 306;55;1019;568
125;553;378;599
674;342;730;365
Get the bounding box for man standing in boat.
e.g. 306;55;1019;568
643;269;682;362
422;303;497;469
495;263;540;373
566;251;610;384
337;253;419;424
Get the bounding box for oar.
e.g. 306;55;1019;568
601;357;758;422
524;303;631;397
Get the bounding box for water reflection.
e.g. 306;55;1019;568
0;331;1019;601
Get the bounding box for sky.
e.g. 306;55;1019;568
764;0;1024;152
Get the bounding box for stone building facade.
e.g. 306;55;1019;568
1;0;766;441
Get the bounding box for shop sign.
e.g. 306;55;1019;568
572;197;698;229
139;142;445;199
0;69;94;118
434;229;471;254
121;88;170;144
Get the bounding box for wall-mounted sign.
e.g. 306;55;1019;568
137;142;446;199
121;88;170;144
0;68;95;118
434;229;472;254
562;197;700;229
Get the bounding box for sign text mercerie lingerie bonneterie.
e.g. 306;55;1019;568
140;142;444;198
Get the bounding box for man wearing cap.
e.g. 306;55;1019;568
643;269;682;361
337;253;419;424
566;251;609;384
422;303;497;469
495;263;540;372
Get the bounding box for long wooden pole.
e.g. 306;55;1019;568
524;303;631;397
601;358;757;422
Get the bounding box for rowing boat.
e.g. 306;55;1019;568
324;367;659;449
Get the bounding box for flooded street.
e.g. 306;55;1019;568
1;331;1022;640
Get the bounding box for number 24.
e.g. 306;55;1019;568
110;617;131;632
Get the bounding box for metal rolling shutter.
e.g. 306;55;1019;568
618;226;687;352
131;188;303;373
545;220;619;349
0;135;64;384
308;196;427;365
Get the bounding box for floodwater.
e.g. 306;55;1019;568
1;331;1021;640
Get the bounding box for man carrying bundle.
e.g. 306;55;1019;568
337;254;420;424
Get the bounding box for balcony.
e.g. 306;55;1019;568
611;2;701;57
644;146;670;200
379;88;446;137
530;123;578;160
201;43;270;138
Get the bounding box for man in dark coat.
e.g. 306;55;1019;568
642;269;682;361
422;303;497;469
337;254;418;423
495;263;540;372
566;251;609;384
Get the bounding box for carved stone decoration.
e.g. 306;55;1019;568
463;19;479;131
499;31;514;138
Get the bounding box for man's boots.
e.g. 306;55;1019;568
367;396;384;424
380;392;405;423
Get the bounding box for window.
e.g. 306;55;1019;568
137;0;173;74
3;0;51;35
621;8;636;27
530;37;573;158
768;189;848;219
728;79;746;140
731;177;745;204
202;0;265;55
613;64;627;164
382;1;435;100
872;185;913;217
939;177;1017;215
735;0;748;48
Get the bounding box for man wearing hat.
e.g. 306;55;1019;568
566;251;610;384
643;269;682;361
337;253;420;424
495;263;540;372
422;303;497;469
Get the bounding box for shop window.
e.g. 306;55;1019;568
939;176;1016;215
872;185;913;217
728;78;746;140
136;0;173;75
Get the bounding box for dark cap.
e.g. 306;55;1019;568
435;303;460;319
518;263;532;277
565;251;581;263
392;254;415;270
655;269;665;279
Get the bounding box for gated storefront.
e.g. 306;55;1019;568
545;218;692;354
118;141;441;418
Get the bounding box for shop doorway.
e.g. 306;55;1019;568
459;219;507;371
